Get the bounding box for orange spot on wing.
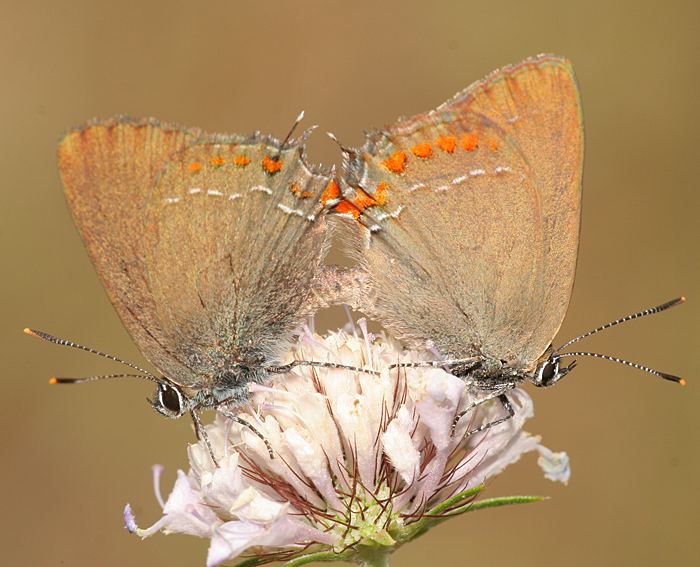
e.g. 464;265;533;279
351;188;377;210
320;180;341;205
188;161;203;174
335;200;361;219
411;142;432;159
374;181;388;206
234;155;250;167
290;183;314;199
210;155;225;167
488;139;499;151
436;135;457;153
460;134;479;152
347;183;387;212
383;151;407;174
262;156;282;174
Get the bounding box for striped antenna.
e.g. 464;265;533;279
23;327;157;380
556;351;686;386
555;297;685;352
49;373;153;385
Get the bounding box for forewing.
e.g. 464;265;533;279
339;55;583;366
144;139;332;387
58;119;204;380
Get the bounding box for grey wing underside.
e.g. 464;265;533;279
339;55;583;367
59;119;203;382
144;142;332;387
59;119;333;389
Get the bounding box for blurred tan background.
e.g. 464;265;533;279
2;1;698;566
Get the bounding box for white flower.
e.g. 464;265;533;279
126;322;569;566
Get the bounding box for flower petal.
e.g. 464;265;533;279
537;445;571;484
381;406;420;484
207;521;264;567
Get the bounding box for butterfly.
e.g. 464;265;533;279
328;54;684;430
26;55;683;457
26;116;367;459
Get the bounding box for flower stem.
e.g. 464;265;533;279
281;550;350;566
355;545;390;567
394;487;546;544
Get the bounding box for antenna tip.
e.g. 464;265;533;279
679;296;686;303
48;377;58;385
23;327;35;336
679;378;687;387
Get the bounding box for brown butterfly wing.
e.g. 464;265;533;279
340;55;583;368
58;119;204;380
143;138;331;388
59;120;332;390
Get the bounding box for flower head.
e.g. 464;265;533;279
127;322;569;566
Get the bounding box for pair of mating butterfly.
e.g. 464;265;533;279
26;55;684;461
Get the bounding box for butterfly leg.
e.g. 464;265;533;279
190;410;219;467
452;390;515;438
269;360;380;376
389;357;481;372
218;408;274;459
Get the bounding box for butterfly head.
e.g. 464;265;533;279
529;296;687;388
531;355;577;388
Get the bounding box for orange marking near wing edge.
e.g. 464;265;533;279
234;155;251;167
411;142;432;159
188;161;203;174
262;156;282;174
374;181;388;205
291;182;314;199
320;180;341;205
335;200;361;219
210;155;225;167
351;188;377;209
436;135;456;153
460;134;479;152
324;179;387;219
488;139;499;151
383;151;407;174
345;183;388;215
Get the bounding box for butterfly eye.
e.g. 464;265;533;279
154;383;185;417
534;359;560;387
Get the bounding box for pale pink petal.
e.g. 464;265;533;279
207;521;264;567
537;445;571;484
283;427;344;510
413;369;464;451
381;406;420;484
160;471;219;537
230;487;289;522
